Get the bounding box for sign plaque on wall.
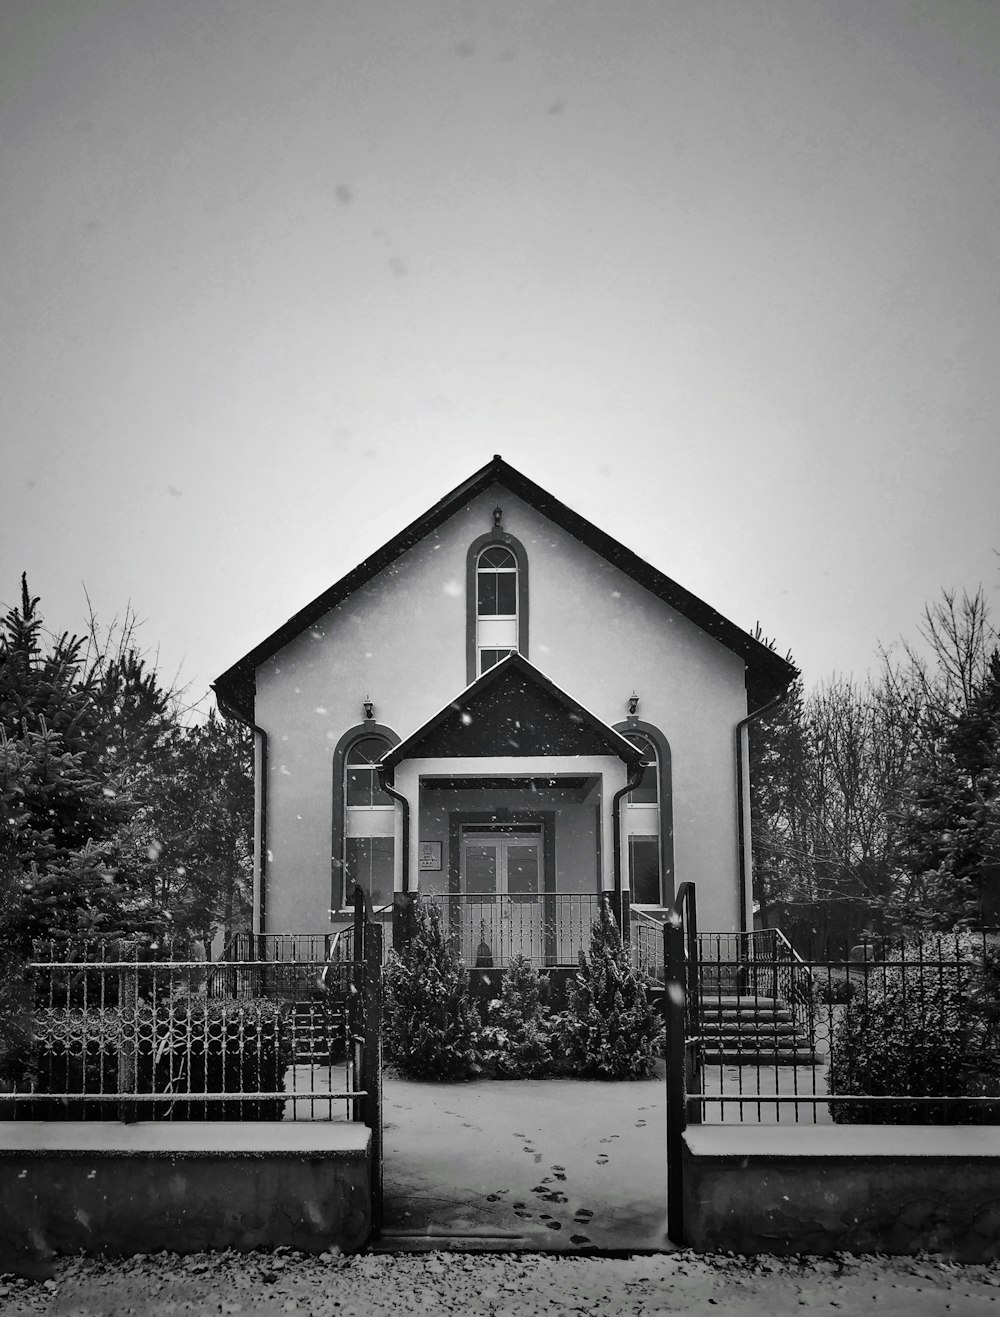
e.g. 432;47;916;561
418;841;442;872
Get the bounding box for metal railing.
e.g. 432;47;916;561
632;908;667;982
687;929;1000;1126
422;892;604;967
5;897;383;1132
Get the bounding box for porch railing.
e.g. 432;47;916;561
422;892;604;968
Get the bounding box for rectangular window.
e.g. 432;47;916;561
477;572;517;616
479;647;515;673
628;835;661;905
346;766;393;808
345;836;394;908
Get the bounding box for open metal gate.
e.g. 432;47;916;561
663;880;702;1245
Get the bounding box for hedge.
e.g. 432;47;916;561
25;996;293;1120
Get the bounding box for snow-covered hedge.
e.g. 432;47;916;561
828;934;1000;1123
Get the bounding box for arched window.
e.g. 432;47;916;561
616;724;674;908
466;532;529;682
332;725;399;912
346;736;394;809
476;545;518;675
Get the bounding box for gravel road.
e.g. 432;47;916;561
2;1249;1000;1316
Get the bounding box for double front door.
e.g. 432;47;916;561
459;826;543;964
461;828;541;901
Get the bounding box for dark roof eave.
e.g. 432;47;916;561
212;455;798;714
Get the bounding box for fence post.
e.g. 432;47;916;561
664;911;687;1245
117;941;138;1124
362;917;383;1237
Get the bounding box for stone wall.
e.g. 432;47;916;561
683;1125;1000;1262
0;1122;372;1271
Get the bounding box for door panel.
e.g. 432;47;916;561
464;841;499;901
460;829;543;963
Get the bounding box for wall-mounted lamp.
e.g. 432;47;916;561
363;695;375;721
492;504;503;529
627;691;639;716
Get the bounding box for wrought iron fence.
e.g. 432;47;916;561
685;929;1000;1125
422;892;604;967
2;934;378;1125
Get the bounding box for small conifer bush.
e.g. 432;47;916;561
481;953;552;1078
553;900;664;1079
383;900;483;1081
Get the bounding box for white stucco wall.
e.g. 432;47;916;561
254;483;749;935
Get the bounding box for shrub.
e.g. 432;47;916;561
553;900;663;1080
828;935;1000;1124
384;900;482;1081
27;996;293;1120
481;954;552;1078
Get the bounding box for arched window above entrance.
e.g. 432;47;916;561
466;530;529;682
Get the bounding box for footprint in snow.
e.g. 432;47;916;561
545;1220;562;1231
570;1234;591;1245
635;1118;646;1127
596;1154;609;1165
573;1208;593;1223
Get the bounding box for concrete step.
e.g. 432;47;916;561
702;1047;821;1065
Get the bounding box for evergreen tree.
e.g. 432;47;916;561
891;650;1000;929
383;901;482;1081
556;900;663;1079
481;953;551;1078
141;712;253;957
0;577;164;951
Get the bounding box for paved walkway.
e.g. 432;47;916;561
381;1062;671;1251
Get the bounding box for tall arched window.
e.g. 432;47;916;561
476;545;518;674
616;724;674;908
466;531;529;682
332;726;399;912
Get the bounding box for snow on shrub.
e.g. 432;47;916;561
383;900;482;1081
828;934;1000;1123
480;953;552;1078
552;900;663;1080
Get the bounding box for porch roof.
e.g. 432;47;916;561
380;653;645;772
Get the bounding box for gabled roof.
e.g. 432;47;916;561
380;652;645;772
213;454;797;721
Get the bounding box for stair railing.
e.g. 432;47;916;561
768;926;816;1047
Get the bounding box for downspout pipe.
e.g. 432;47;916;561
377;765;411;896
612;759;648;930
735;688;791;933
212;688;268;942
255;723;268;938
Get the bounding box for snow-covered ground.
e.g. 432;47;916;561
3;1248;999;1315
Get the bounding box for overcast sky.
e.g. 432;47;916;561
2;0;998;710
